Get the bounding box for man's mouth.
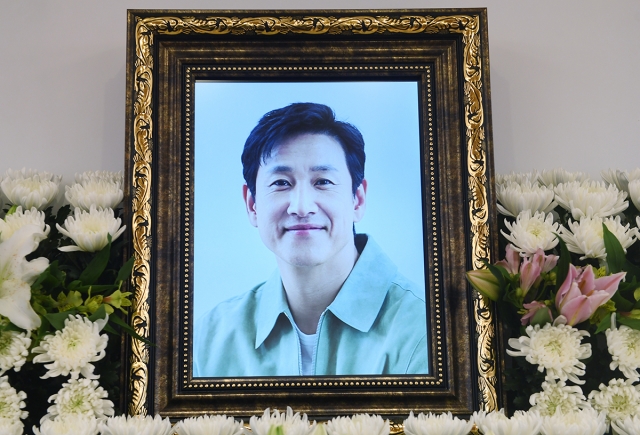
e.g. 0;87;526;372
285;224;325;232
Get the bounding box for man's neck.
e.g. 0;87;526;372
278;242;359;335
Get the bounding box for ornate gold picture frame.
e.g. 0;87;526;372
124;8;499;421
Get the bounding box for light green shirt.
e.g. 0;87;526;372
193;235;428;377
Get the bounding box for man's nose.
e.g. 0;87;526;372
287;184;318;217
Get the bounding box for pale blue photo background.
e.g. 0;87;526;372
194;81;425;322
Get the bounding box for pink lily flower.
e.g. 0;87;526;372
531;248;559;273
519;249;559;298
555;264;626;326
521;300;553;325
496;244;521;274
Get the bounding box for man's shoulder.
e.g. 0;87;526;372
196;282;266;326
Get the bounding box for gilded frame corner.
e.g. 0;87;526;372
124;8;499;421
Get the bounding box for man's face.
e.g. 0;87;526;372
243;133;366;269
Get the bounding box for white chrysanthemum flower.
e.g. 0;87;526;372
0;168;61;210
501;211;559;255
173;414;245;435
601;168;640;193
34;414;98;435
326;414;389;435
496;181;557;217
606;316;640;382
538;168;590;188
0;330;31;375
73;171;123;186
611;414;640;435
250;407;317;435
507;322;591;384
56;206;126;252
43;378;114;422
629;179;640;211
471;409;542;435
0;417;23;435
554;180;628;220
32;314;108;379
529;379;591;416
540;408;607;435
0;206;49;243
496;171;539;187
403;411;473;435
559;215;638;260
588;378;640;423
65;172;124;211
0;375;28;422
98;414;174;435
0;224;49;330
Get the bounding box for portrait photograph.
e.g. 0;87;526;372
192;80;430;378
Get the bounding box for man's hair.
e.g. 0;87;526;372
241;102;365;198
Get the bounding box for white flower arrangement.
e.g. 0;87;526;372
496;171;540;187
0;168;62;210
56;205;126;252
471;409;542;435
34;414;99;435
98;414;174;435
611;414;640;435
528;379;590;416
554;180;628;219
588;378;640;424
326;414;389;435
0;330;31;375
496;181;557;217
0;206;49;242
0;224;50;330
173;414;245;435
0;417;23;435
501;210;560;255
601;168;640;194
65;170;124;211
42;378;114;423
32;314;109;379
403;411;473;435
539;408;607;435
559;215;638;260
606;314;640;382
0;376;28;424
537;168;590;187
250;407;318;435
507;321;591;384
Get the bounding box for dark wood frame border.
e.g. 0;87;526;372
124;8;500;423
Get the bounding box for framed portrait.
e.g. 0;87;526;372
124;8;500;423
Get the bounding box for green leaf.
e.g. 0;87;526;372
78;235;112;285
88;304;108;322
603;223;626;274
595;313;613;334
612;291;635;312
115;256;135;286
617;316;640;331
554;235;571;292
45;311;77;330
108;314;154;346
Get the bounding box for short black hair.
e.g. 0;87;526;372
241;102;365;198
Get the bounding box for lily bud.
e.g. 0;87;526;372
466;269;501;301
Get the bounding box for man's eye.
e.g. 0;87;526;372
271;179;291;187
315;179;334;186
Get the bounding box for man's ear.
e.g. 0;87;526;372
353;179;367;223
242;184;258;227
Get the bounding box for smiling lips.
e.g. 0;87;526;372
285;224;325;234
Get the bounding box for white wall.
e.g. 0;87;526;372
1;1;638;183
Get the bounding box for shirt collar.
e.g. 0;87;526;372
253;234;397;347
327;235;397;332
254;269;291;349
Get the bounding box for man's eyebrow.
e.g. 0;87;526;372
267;164;338;174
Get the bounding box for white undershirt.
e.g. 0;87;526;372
294;326;317;375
